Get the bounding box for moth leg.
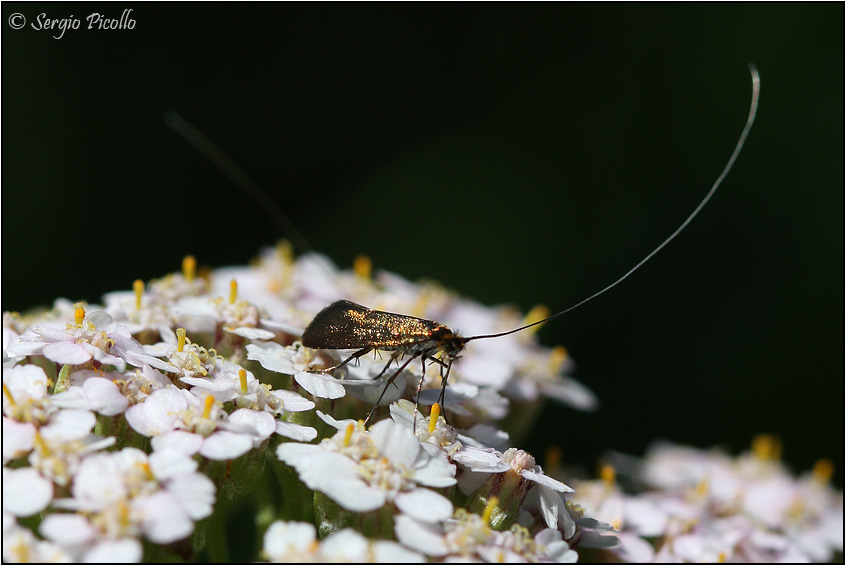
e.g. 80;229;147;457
364;354;417;425
436;359;453;424
372;351;402;380
412;356;428;431
317;347;372;373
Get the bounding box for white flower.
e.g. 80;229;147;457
262;520;424;563
277;414;455;517
49;447;215;546
181;361;317;442
27;409;115;487
125;386;274;460
10;310;143;371
51;376;129;416
390;400;509;473
2;364;54;425
395;504;578;562
3;514;72;563
138;327;215;376
247;341;346;399
102;281;175;340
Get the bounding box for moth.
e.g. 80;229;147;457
170;66;760;424
300;66;760;423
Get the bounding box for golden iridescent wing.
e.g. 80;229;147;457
301;300;442;350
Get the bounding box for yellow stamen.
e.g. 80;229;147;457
2;383;15;406
138;460;154;480
74;306;86;327
33;431;49;456
751;434;782;461
611;518;622;531
118;501;131;527
202;395;215;419
133;279;144;310
343;423;355;447
547;346;569;373
812;458;834;483
600;464;616;486
238;368;248;395
481;496;500;526
717;551;727;563
545;446;562;473
229;279;238;304
182;255;196;281
353;254;372;280
176;328;187;352
277;240;294;264
428;403;441;434
695;477;709;497
523;304;550;333
411;290;430;318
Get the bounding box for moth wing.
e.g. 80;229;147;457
301;300;435;349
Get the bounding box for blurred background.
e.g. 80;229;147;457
3;4;843;486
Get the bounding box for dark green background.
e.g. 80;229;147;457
3;3;843;488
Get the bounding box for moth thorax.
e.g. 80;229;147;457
431;328;468;360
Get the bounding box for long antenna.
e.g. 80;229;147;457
163;111;351;298
468;65;760;342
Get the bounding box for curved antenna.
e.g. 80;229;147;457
468;65;760;342
163;111;352;298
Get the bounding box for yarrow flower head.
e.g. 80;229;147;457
277;411;456;523
568;438;844;563
2;242;838;562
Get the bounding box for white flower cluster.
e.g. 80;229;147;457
2;245;602;563
568;437;844;563
6;245;839;563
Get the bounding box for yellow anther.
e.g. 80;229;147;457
182;255;197;282
2;383;15;406
238;368;248;395
133;279;144;310
176;328;187;352
545;446;562;472
428;403;441;434
33;431;49;455
751;434;782;461
717;551;727;563
547;346;569;373
481;496;500;526
202;395;215;419
600;464;616;486
229;279;238;305
137;460;154;479
812;458;834;483
611;518;622;531
410;293;430;318
118;501;131;527
523;304;550;333
343;423;355;447
277;240;294;264
695;477;709;497
353;254;372;280
74;306;86;327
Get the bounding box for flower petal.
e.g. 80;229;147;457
294;372;345;399
395;488;453;523
2;467;53;516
